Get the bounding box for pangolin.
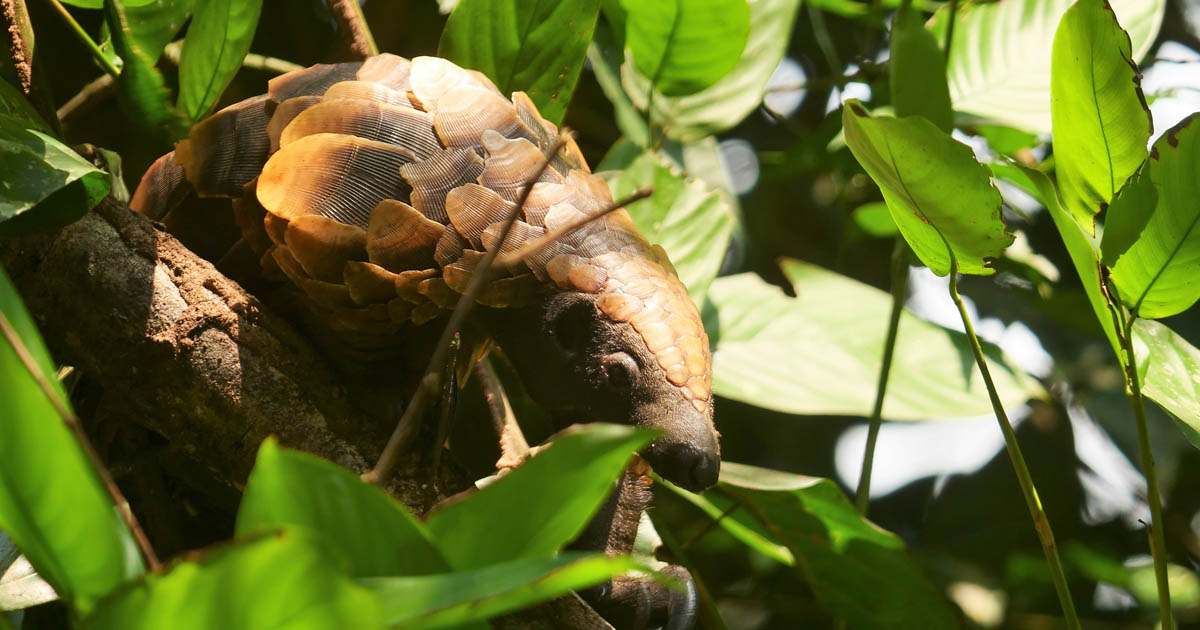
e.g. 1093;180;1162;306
132;53;720;492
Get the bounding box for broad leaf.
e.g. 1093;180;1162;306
177;0;264;120
438;0;600;125
1050;0;1151;233
889;4;952;132
602;150;734;305
1133;320;1200;450
719;462;958;629
100;0;196;64
620;0;801;143
658;476;794;565
0;81;50;131
0;267;142;615
842;101;1012;276
363;553;642;628
932;0;1164;134
81;530;380;629
587;20;649;146
853;201;899;238
708;262;1043;420
619;0;749;97
60;0;157;6
236;440;448;577
0;115;110;236
1107;116;1200;318
103;0;188;141
424;424;656;570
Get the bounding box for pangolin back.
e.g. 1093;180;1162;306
134;54;712;415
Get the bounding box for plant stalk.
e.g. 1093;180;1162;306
947;260;1079;630
854;237;908;513
45;0;119;78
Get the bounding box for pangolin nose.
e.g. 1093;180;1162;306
651;443;720;493
689;449;720;491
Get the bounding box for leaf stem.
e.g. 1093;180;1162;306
45;0;119;78
942;0;958;60
947;258;1079;630
854;237;908;513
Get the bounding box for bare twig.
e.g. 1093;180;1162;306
0;309;161;572
476;356;530;470
494;186;654;268
162;41;302;75
324;0;378;59
56;74;113;123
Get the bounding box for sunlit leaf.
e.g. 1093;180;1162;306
708;261;1043;420
103;0;188;141
657;475;794;565
1050;0;1151;233
363;553;642;628
842;101;1013;276
424;424;656;570
177;0;264;120
889;4;952;132
1107;116;1200;318
619;0;749;97
81;530;381;629
236;440;448;577
1133;320;1200;450
438;0;600;125
0;266;142;615
931;0;1164;134
718;462;958;628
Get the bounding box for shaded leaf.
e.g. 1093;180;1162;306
1099;162;1156;267
424;424;656;570
587;20;649;146
889;4;952;132
438;0;600;125
0;81;51;131
657;476;794;565
1107;115;1200;318
0;266;142;615
976;125;1039;156
842;101;1012;276
0;115;110;236
103;0;188;141
1050;0;1151;233
81;530;381;629
620;0;749;97
1133;320;1200;449
853;201;899;238
100;0;196;64
707;261;1043;420
718;462;958;629
236;440;448;578
177;0;264;120
363;553;642;628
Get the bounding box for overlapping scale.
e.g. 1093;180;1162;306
267;96;321;153
433;86;529;149
283;214;367;283
398;148;484;222
409;56;486;111
354;53;411;90
366;199;443;272
445;183;515;248
268;62;362;101
323;80;413;107
479;131;563;201
280;99;440;158
176;94;274;197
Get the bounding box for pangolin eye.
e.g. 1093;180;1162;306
600;353;639;392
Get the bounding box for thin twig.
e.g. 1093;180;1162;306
56;74;113;122
429;333;459;482
363;135;569;485
162;41;302;75
0;309;160;571
324;0;378;59
494;186;653;268
476;356;530;469
46;0;119;78
853;237;908;514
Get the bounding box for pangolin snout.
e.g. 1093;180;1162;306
641;411;720;493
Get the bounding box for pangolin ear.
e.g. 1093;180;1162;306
545;296;595;357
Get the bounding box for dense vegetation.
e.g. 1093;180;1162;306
1;0;1199;628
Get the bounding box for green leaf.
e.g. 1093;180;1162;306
103;0;188;141
658;476;794;565
601;150;734;305
1133;320;1200;449
852;201;899;238
60;0;158;7
100;0;196;64
976;125;1040;156
708;261;1043;419
363;553;642;628
438;0;599;126
1050;0;1151;233
424;424;656;570
0;81;51;132
619;0;800;143
620;0;749;97
0;115;110;236
177;0;264;120
587;20;649;146
1099;164;1156;269
718;462;958;629
235;440;448;577
1107;116;1200;318
889;4;952;132
842;101;1012;276
1016;163;1121;356
81;530;381;629
0;266;142;615
932;0;1164;134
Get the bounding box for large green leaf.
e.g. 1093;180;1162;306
177;0;264;120
81;530;381;629
601;150;734;305
587;20;649;145
438;0;599;125
235;440;448;578
619;0;749;98
932;0;1164;134
0;81;50;131
100;0;196;64
889;4;952;132
0;266;142;615
363;553;642;628
619;0;800;143
1133;320;1200;450
718;462;958;629
842;101;1012;276
424;424;656;570
658;476;794;565
1107;116;1200;318
103;0;188;141
707;261;1043;420
0;115;110;236
1050;0;1151;233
